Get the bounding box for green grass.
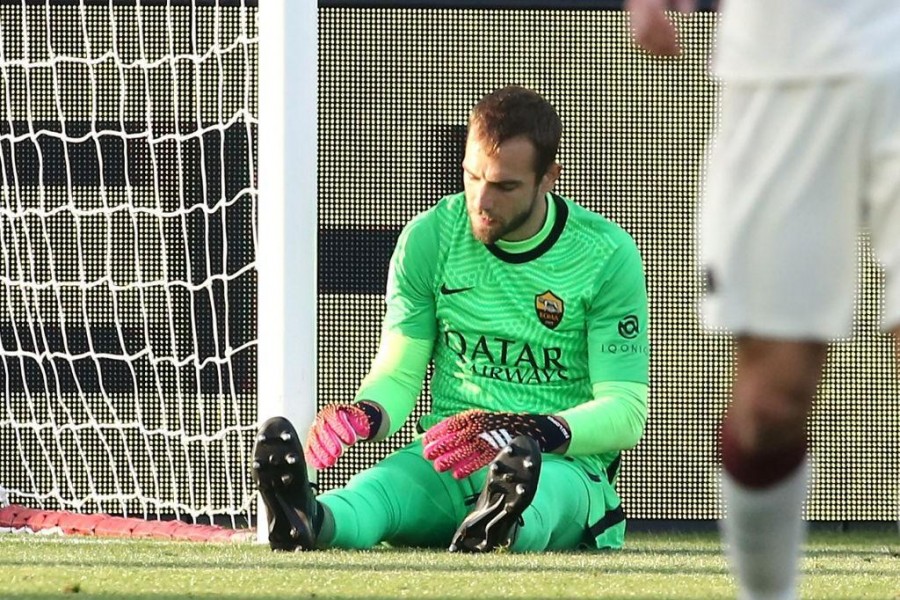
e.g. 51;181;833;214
1;531;898;599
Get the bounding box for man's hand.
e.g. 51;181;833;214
422;410;571;479
305;404;374;469
626;0;696;57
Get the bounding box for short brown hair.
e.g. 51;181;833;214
468;86;562;179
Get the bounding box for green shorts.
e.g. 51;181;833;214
318;438;626;551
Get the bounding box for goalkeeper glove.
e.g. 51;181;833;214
305;401;383;469
422;409;571;479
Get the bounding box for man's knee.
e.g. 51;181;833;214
731;338;827;451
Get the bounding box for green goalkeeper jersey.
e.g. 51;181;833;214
381;191;649;465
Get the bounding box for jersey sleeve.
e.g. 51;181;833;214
381;210;440;340
354;331;433;439
352;209;440;439
558;380;648;455
586;237;649;385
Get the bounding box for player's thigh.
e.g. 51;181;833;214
525;456;620;551
866;66;900;332
701;78;867;339
339;439;469;547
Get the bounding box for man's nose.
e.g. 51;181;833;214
473;186;493;212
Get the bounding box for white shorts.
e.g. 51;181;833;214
701;67;900;339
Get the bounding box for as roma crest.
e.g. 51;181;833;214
535;290;564;330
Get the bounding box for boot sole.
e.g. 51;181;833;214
450;435;542;553
252;417;316;551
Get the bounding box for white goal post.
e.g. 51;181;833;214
256;0;317;542
0;0;315;532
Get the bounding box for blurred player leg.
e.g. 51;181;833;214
865;64;900;536
720;340;826;600
865;65;900;345
702;78;866;599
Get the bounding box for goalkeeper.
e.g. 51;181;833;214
253;85;650;553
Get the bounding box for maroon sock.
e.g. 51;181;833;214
720;415;807;489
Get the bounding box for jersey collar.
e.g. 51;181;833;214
486;193;568;264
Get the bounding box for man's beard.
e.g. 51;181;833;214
469;189;540;245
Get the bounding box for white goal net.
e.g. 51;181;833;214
0;0;258;526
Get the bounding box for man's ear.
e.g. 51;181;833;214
541;162;562;193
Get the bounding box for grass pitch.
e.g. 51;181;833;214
1;530;897;599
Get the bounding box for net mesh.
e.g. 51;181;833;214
317;7;899;521
0;0;258;525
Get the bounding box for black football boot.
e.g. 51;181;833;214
449;435;542;553
251;416;320;551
